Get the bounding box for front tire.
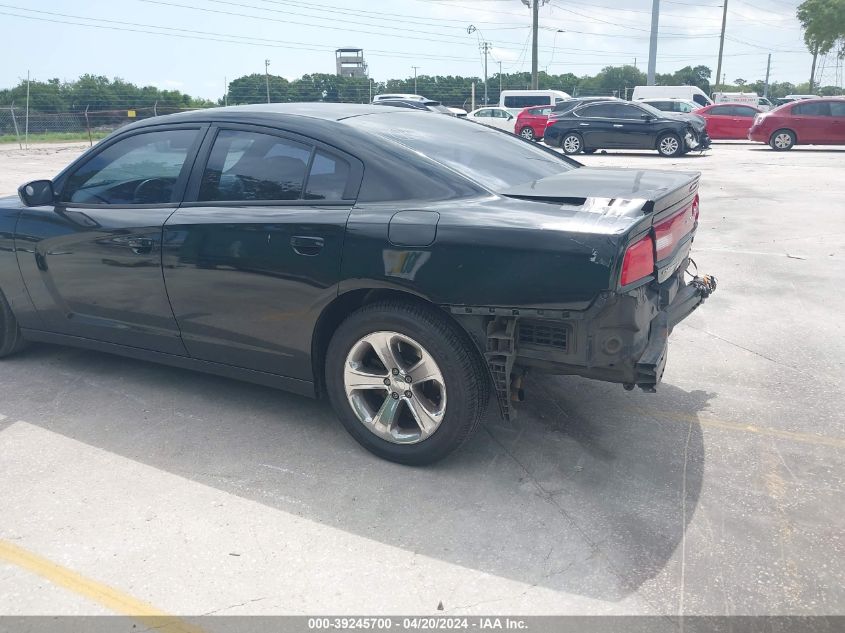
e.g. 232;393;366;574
325;300;490;465
657;132;683;157
770;129;795;151
0;289;27;358
519;126;535;140
561;133;584;155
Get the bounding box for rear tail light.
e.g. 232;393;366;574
620;194;699;286
653;197;697;261
620;234;655;286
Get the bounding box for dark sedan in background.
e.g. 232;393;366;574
544;98;710;157
2;104;715;464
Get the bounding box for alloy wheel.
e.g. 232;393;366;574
343;331;447;444
773;133;792;149
563;135;581;153
659;135;680;156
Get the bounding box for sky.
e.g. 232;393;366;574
1;0;838;100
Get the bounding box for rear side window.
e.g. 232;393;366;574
306;151;351;201
577;103;618;118
733;106;757;117
199;130;310;201
62;129;198;205
830;102;845;116
792;101;830;116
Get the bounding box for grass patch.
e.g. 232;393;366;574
0;131;112;144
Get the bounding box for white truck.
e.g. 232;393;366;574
631;85;712;107
712;91;774;111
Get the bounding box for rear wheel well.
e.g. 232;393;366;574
312;289;480;398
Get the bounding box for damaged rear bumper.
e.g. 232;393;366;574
509;261;716;394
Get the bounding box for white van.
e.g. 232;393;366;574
499;90;571;114
632;85;713;107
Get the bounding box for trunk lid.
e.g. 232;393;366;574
501;167;700;218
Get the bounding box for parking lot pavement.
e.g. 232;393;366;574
1;141;843;618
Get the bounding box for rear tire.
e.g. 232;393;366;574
325;300;490;465
561;133;584;155
0;289;27;358
656;132;683;157
519;126;535;141
770;129;795;151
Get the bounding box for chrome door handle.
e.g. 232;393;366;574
613;124;623;128
127;237;154;255
290;235;324;256
579;123;590;126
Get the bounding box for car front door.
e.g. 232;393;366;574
610;103;657;148
14;124;206;354
161;125;362;383
704;105;732;138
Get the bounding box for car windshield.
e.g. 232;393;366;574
348;112;576;190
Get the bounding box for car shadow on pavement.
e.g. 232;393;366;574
3;343;713;605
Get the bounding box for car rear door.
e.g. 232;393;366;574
730;105;758;138
790;101;831;143
161;124;362;383
14;124;206;354
829;101;845;142
573;103;617;148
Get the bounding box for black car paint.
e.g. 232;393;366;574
545;100;710;153
2;103;713;413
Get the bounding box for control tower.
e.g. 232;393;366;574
336;48;367;78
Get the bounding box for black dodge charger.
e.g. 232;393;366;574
2;104;715;464
544;98;711;157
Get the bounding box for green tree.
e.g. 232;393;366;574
227;73;290;104
797;0;845;91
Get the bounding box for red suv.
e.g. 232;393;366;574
514;106;552;141
748;98;845;150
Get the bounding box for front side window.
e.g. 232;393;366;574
474;109;491;118
678;102;695;112
734;106;757;117
62;129;198;205
830;102;845;117
199;130;310;201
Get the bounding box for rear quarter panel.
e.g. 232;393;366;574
340;198;628;310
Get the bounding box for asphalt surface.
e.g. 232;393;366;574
0;140;843;618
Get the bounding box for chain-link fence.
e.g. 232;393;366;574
0;105;212;146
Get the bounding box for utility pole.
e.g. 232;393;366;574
264;59;271;104
531;0;539;88
25;70;30;149
480;41;492;104
715;0;729;94
647;0;660;85
412;66;420;94
224;76;228;106
499;61;503;94
763;53;771;98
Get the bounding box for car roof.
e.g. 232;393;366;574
150;102;394;123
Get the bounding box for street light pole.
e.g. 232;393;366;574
265;59;271;104
647;0;660;85
715;0;729;93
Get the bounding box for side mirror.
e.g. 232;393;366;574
18;180;55;207
641;113;655;121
